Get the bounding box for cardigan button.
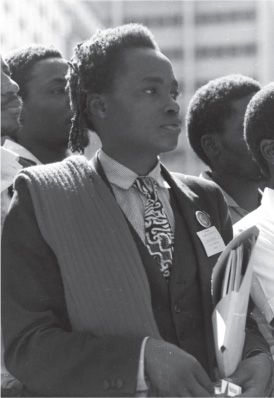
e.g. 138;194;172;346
103;379;110;390
116;378;124;389
174;303;182;313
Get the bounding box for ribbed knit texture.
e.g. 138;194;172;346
15;155;160;338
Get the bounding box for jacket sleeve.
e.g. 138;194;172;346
1;178;143;397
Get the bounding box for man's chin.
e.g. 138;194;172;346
1;121;21;138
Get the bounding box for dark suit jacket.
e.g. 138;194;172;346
1;156;268;397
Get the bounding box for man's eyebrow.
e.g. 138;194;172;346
142;77;164;83
142;76;178;88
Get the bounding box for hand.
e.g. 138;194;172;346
231;352;273;397
144;337;213;397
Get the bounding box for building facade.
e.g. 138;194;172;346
1;0;274;173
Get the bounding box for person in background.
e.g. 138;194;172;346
234;83;274;366
1;45;72;228
1;56;22;140
186;74;265;224
1;45;71;396
1;54;24;396
2;25;272;397
4;45;72;164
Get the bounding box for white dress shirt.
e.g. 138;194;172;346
234;188;274;324
98;149;174;241
1;138;41;230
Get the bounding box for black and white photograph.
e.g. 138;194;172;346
1;0;274;396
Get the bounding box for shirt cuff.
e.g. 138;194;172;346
136;336;149;394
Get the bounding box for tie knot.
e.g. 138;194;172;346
134;177;157;199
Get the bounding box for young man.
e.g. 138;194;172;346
234;83;274;360
186;75;265;224
1;56;22;138
2;24;272;397
1;54;24;396
1;46;72;228
4;45;72;164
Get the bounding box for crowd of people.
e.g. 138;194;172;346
1;23;273;397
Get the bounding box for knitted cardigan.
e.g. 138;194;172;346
16;155;161;338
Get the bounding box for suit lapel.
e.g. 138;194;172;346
161;165;220;371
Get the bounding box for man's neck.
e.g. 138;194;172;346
211;171;265;212
17;139;68;164
102;147;158;176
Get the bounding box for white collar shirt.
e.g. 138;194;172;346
1;138;41;230
98;149;174;242
3;138;41;165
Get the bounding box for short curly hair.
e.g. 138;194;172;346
244;83;274;178
186;74;260;166
5;45;63;101
67;23;159;153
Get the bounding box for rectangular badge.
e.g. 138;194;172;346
197;226;225;257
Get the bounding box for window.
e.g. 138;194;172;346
124;14;183;27
163;48;183;60
195;9;256;25
196;44;257;59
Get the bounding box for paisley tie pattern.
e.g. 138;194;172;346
134;177;174;279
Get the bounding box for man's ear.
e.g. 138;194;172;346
260;139;274;164
200;134;221;158
86;93;107;120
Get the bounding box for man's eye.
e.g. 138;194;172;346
144;88;157;95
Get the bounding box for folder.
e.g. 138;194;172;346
211;225;259;378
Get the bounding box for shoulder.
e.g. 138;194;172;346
14;155;89;186
172;172;224;199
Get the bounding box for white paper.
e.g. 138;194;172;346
197;226;226;257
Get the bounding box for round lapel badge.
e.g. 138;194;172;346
195;210;211;228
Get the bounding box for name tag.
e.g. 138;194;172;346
197;226;225;257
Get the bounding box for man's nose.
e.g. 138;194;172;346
164;98;180;114
2;75;19;95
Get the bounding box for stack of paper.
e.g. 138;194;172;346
211;226;259;378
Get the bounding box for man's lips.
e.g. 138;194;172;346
2;98;22;112
160;122;182;133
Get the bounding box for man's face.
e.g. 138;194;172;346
219;94;262;180
100;47;181;162
20;57;71;149
1;56;22;136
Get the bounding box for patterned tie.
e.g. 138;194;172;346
134;177;174;279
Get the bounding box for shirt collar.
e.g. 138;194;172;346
98;149;170;190
261;187;274;220
3;138;41;165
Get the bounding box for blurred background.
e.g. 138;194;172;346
1;0;274;174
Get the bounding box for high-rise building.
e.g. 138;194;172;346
1;0;273;173
0;0;102;59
